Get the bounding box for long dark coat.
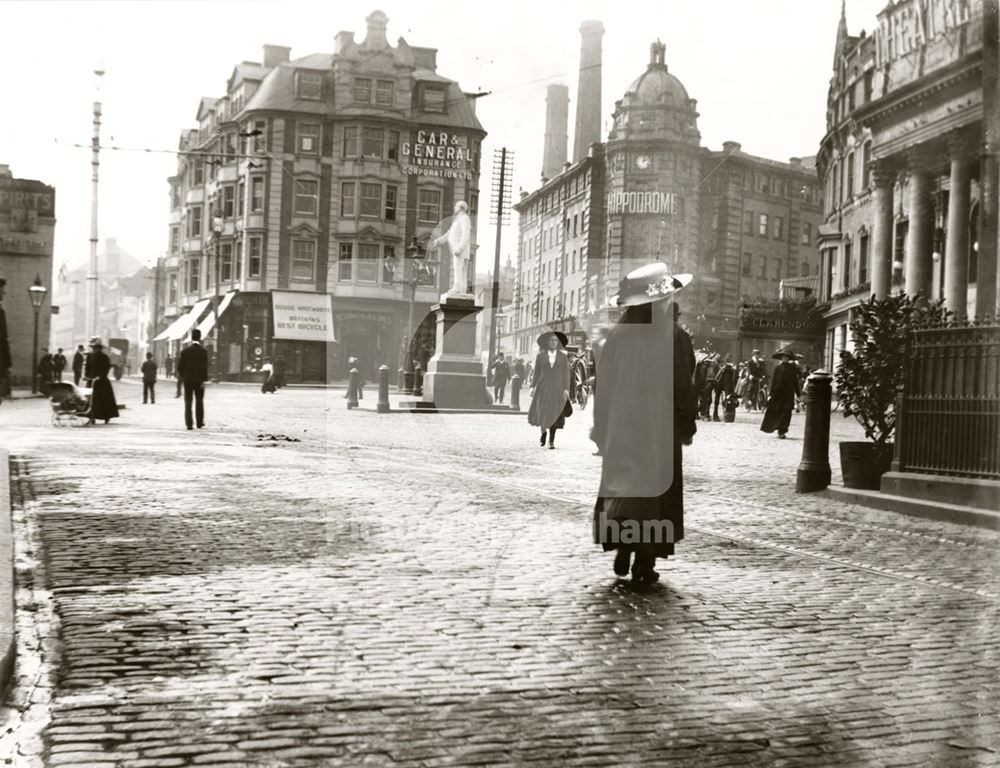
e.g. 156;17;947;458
761;360;801;434
592;311;697;558
527;350;570;431
87;350;120;421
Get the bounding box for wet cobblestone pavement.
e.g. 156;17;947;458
2;381;998;767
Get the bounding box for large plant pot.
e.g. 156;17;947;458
839;442;893;490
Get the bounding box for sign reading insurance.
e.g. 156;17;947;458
272;291;336;342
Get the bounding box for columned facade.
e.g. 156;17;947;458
870;163;895;299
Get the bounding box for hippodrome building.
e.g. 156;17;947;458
508;36;824;359
154;11;485;382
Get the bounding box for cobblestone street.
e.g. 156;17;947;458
2;380;999;767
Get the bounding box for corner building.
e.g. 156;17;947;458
817;0;995;369
511;41;823;357
160;11;485;382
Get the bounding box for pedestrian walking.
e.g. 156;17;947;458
0;278;11;404
38;348;53;393
85;337;119;425
140;352;157;404
177;329;209;430
760;347;801;439
711;353;737;421
260;358;277;393
491;352;510;404
527;330;571;449
592;264;696;585
165;354;174;379
52;348;67;382
72;345;85;386
273;356;286;388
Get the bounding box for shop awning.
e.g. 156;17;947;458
194;291;237;338
152;299;211;342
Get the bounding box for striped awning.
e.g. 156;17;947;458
152;299;211;342
194;291;238;338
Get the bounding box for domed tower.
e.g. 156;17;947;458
604;40;702;298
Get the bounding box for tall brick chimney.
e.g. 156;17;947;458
542;84;570;182
573;20;605;164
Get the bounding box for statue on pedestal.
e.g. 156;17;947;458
431;200;471;299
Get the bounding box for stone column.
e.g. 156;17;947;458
944;146;973;318
978;148;999;317
905;165;935;299
870;163;896;299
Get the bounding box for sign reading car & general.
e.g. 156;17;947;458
400;130;473;180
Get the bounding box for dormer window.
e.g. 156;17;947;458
421;84;446;113
296;70;323;100
354;78;372;103
375;79;394;107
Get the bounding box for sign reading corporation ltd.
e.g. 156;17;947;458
401;131;473;180
271;291;337;343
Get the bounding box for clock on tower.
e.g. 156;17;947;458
635;154;652;170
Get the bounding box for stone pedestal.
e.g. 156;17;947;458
421;295;491;408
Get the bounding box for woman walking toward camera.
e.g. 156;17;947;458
527;331;571;449
592;264;696;584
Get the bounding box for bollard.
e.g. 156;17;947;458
796;370;832;492
510;374;521;411
377;365;390;413
347;368;359;409
413;364;424;398
396;367;405;392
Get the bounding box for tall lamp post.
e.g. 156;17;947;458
384;237;437;393
211;214;223;383
28;274;47;394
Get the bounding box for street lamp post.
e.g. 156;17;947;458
385;237;437;394
211;215;223;383
28;274;47;394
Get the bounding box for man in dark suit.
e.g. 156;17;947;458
72;345;85;386
0;278;10;403
177;329;209;429
491;353;510;404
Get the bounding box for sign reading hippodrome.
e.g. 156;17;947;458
400;130;473;180
607;191;678;215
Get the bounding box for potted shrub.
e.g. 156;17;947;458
834;292;949;489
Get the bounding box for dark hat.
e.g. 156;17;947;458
609;262;692;307
191;329;202;342
88;336;103;348
537;330;569;348
772;347;795;360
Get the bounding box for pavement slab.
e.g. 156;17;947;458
0;380;998;767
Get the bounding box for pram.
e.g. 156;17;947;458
48;382;92;425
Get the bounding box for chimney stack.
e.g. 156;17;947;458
363;10;389;50
263;45;291;68
542;84;570;181
573;20;605;164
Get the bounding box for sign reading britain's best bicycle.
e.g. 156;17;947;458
400;130;473;180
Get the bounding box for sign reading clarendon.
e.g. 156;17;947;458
271;291;336;342
607;191;678;215
400;130;473;180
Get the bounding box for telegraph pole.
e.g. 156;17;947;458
487;147;513;385
86;65;104;339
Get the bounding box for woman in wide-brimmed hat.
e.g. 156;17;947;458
591;263;696;584
85;337;119;425
527;330;571;448
760;347;801;439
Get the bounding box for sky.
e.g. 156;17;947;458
1;0;888;276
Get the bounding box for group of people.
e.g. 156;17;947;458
488;353;527;405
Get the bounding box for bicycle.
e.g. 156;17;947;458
755;380;769;411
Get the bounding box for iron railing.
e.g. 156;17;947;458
895;319;1000;480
